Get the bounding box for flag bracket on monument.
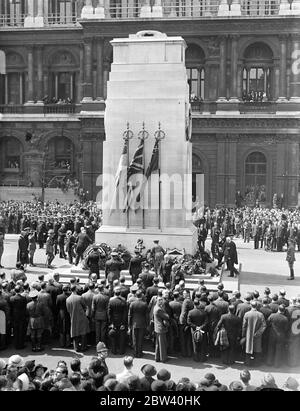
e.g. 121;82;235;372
138;122;149;142
154;122;165;142
123;122;134;142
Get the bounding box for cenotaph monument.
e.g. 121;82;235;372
96;31;197;254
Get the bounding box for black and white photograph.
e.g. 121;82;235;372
0;0;300;396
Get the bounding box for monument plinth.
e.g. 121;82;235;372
96;31;197;254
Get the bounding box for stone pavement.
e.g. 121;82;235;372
1;234;300;387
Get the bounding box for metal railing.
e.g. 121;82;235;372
0;14;25;27
43;104;77;114
105;4;141;19
45;13;78;25
0;104;24;114
105;2;219;19
241;0;280;16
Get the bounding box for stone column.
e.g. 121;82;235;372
291;0;300;15
36;47;44;104
230;0;241;16
152;0;163;17
229;35;239;102
217;36;227;101
140;0;152;18
36;0;45;26
25;46;35;104
278;35;288;101
24;0;35;27
95;0;105;18
81;0;94;18
279;0;292;15
27;0;34;16
82;39;93;102
77;45;84;103
286;139;299;207
290;34;300;102
218;0;229;16
226;136;237;206
96;38;104;99
216;135;226;206
276;141;286;202
103;59;110;100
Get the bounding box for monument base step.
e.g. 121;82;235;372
58;267;233;293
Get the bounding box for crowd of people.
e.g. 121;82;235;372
0;201;300;391
195;205;300;253
242;90;268;102
0;352;298;391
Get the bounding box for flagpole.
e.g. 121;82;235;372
138;122;149;230
154;123;165;231
123;123;133;229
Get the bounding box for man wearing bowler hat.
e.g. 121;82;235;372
140;364;157;391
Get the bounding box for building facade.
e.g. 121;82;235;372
0;0;300;207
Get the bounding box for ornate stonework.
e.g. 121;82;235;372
193;117;300;130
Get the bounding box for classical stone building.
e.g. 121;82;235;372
0;0;300;207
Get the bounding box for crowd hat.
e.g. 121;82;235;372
96;341;107;353
141;364;157;377
33;364;48;374
157;368;171;381
8;355;24;368
0;359;6;372
229;381;243;391
151;380;166;391
29;289;39;299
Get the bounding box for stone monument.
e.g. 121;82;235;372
96;31;197;254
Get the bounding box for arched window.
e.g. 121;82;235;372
186;44;205;101
242;42;273;102
245;151;267;203
0;137;22;171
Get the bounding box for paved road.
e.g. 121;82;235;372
1;234;300;387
